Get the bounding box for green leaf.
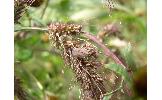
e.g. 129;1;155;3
121;43;137;71
15;45;33;61
103;94;113;100
104;62;132;85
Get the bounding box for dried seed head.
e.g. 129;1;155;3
73;59;106;100
71;43;98;59
102;0;117;11
103;23;120;33
47;22;107;100
48;22;82;48
48;22;82;36
14;0;35;23
98;22;121;40
64;42;106;100
31;0;44;7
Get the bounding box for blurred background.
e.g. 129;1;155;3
14;0;147;100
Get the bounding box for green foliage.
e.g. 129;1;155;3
15;44;33;61
103;94;112;100
105;62;131;85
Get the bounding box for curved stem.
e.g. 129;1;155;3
82;31;126;69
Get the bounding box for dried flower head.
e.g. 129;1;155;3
98;22;121;40
14;0;35;23
47;22;106;100
71;43;98;59
30;0;44;7
102;0;117;11
62;41;106;100
48;22;82;48
69;43;106;100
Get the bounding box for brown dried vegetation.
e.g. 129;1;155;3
48;22;107;100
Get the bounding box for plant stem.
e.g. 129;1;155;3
82;31;126;69
105;79;124;96
15;27;48;32
41;0;49;19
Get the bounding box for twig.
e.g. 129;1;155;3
41;0;49;19
104;79;124;96
15;27;48;32
82;31;126;69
